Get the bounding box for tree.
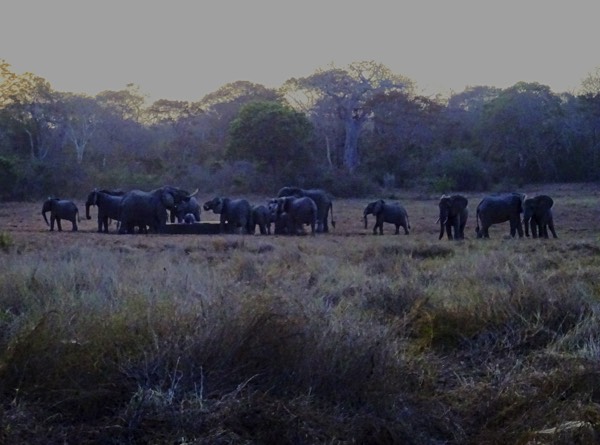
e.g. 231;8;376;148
227;101;313;178
477;82;564;182
58;93;101;163
363;91;443;184
199;81;280;156
283;61;414;172
0;61;60;160
580;66;600;96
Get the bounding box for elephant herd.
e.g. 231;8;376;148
41;186;557;240
435;192;557;240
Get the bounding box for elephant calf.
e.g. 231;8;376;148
42;198;80;231
523;195;557;239
363;199;410;235
438;194;468;240
251;204;272;235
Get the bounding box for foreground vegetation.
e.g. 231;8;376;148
1;185;599;444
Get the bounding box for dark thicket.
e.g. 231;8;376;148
1;60;599;201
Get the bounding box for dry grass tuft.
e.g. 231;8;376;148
1;185;600;443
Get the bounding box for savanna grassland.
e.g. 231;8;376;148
0;183;599;444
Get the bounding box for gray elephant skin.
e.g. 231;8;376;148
273;211;290;234
85;189;125;233
42;198;80;231
438;194;468;240
363;199;410;235
183;213;196;224
475;193;525;238
523;195;557;239
118;186;195;234
251;204;272;235
203;197;253;234
277;186;335;233
170;197;201;223
272;196;317;235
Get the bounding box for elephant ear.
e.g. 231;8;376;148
451;195;468;211
160;191;176;209
536;195;554;211
374;200;385;214
212;198;224;213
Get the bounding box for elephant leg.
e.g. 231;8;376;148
72;219;78;231
453;220;460;240
548;221;558;238
516;220;524;238
446;223;453;240
531;221;538;238
56;218;63;232
394;224;400;235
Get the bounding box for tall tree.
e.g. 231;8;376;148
58;93;100;163
199;81;280;155
0;61;60;160
580;66;600;96
477;82;564;182
284;61;413;172
227;101;313;178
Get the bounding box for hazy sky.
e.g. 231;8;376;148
2;1;598;101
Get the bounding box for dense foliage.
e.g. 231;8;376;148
1;59;600;200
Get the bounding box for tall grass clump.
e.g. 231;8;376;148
1;200;600;443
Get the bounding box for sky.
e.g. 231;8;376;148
2;1;599;102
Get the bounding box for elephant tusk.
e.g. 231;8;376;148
435;218;440;224
189;188;199;197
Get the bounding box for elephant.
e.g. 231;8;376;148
85;189;125;233
203;197;253;234
170;197;201;224
272;196;317;235
42;198;80;231
363;199;410;235
251;204;272;235
475;192;526;238
523;195;557;239
438;194;468;240
273;211;290;235
118;186;196;234
277;186;335;233
183;213;196;224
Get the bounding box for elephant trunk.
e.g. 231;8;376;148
42;210;50;226
523;217;530;237
439;220;445;240
363;214;368;229
85;203;92;220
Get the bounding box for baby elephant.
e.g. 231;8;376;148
183;213;196;224
42;198;80;231
364;199;410;235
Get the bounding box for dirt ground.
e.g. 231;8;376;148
1;183;598;251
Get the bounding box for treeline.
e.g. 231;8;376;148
1;60;599;201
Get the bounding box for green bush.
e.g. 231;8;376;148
426;148;490;191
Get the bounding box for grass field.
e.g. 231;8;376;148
0;183;599;444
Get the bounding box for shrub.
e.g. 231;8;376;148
426;148;490;191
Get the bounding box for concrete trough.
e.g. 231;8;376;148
163;222;222;235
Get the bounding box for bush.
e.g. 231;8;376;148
426;149;490;191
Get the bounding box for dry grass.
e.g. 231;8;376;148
0;183;599;444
